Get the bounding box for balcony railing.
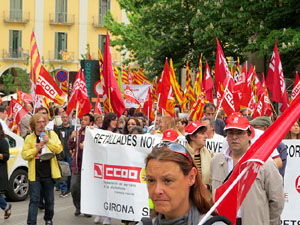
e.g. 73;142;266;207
48;51;75;62
3;10;30;23
92;15;105;27
2;49;29;61
49;13;75;26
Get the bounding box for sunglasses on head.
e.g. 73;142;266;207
154;142;193;166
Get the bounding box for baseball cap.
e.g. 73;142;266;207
250;116;272;128
225;112;251;131
185;121;207;135
162;129;179;142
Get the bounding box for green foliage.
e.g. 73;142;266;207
2;69;16;95
106;0;300;79
80;43;91;60
14;68;30;93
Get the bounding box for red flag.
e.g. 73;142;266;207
143;87;154;121
215;94;300;224
94;95;103;115
266;41;289;112
215;38;231;92
203;61;214;103
219;76;239;116
66;69;92;118
88;50;92;60
35;66;66;105
7;99;29;125
124;85;140;106
17;90;32;104
102;30;125;117
290;71;300;105
157;59;174;117
252;91;272;118
239;65;254;109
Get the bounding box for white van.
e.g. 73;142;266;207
5;130;29;201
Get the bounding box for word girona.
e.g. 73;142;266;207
94;163;142;183
37;76;58;99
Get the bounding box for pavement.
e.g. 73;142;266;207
1;191;123;225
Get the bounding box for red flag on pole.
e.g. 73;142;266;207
7;99;29;125
203;61;214;103
143;87;154;121
219;76;239;116
66;69;92;118
102;30;125;117
124;85;141;107
35;66;66;105
266;41;289;112
290;71;300;105
94;95;103;116
213;93;300;224
17;90;32;104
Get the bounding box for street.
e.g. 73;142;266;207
2;191;123;225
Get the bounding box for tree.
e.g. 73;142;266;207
2;69;16;95
106;0;300;79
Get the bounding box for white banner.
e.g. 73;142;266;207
81;128;161;221
281;139;300;224
123;84;151;108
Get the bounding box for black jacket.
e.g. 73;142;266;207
0;138;9;191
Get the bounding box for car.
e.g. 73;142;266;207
5;130;29;201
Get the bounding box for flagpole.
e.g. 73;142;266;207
74;101;79;131
198;165;250;225
153;94;161;129
215;76;231;120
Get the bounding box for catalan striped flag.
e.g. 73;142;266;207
122;65;129;84
98;49;104;83
195;54;203;97
151;76;158;103
184;61;196;109
169;59;184;108
189;93;208;121
61;80;68;96
132;68;151;85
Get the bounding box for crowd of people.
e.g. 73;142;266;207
0;101;299;225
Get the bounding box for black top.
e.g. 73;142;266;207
35;135;51;178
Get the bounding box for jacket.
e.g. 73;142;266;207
210;153;284;225
0;138;9;191
68;127;85;174
186;143;213;186
21;130;63;181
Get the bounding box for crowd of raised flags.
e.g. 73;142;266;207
5;29;300;140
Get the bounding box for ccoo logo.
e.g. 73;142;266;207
94;163;103;179
295;176;300;194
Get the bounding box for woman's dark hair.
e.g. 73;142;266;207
102;113;117;130
0;123;5;139
128;107;137;117
186;126;207;144
145;145;214;215
123;117;141;134
129;126;144;134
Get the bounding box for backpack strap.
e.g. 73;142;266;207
202;216;232;225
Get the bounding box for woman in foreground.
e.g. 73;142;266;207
141;142;231;225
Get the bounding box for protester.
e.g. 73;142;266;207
161;129;179;142
0;106;9;131
175;117;188;136
284;120;300;139
203;103;226;137
94;113;103;128
21;113;63;225
68;113;93;218
19;103;34;138
101;112;118;132
36;107;54;131
123;117;141;134
53;107;64;127
250;116;288;178
0;124;12;220
140;142;230;225
129;126;144;134
185;121;213;189
54;112;74;196
210;113;284;225
201;117;224;153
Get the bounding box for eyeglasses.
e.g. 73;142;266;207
226;130;247;137
154;142;193;166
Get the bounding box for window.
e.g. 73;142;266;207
98;34;106;56
99;0;110;25
55;32;67;60
55;0;68;23
10;0;22;21
9;30;22;58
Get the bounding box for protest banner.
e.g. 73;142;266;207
123;84;151;108
81;128;161;221
281;139;300;224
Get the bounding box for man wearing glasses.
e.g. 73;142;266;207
210;112;284;225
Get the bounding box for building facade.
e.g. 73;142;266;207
0;0;123;92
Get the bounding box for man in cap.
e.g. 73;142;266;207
210;113;284;225
250;116;287;178
161;129;179;142
185;121;213;189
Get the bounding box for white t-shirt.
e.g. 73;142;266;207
206;133;225;154
0;119;9;131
